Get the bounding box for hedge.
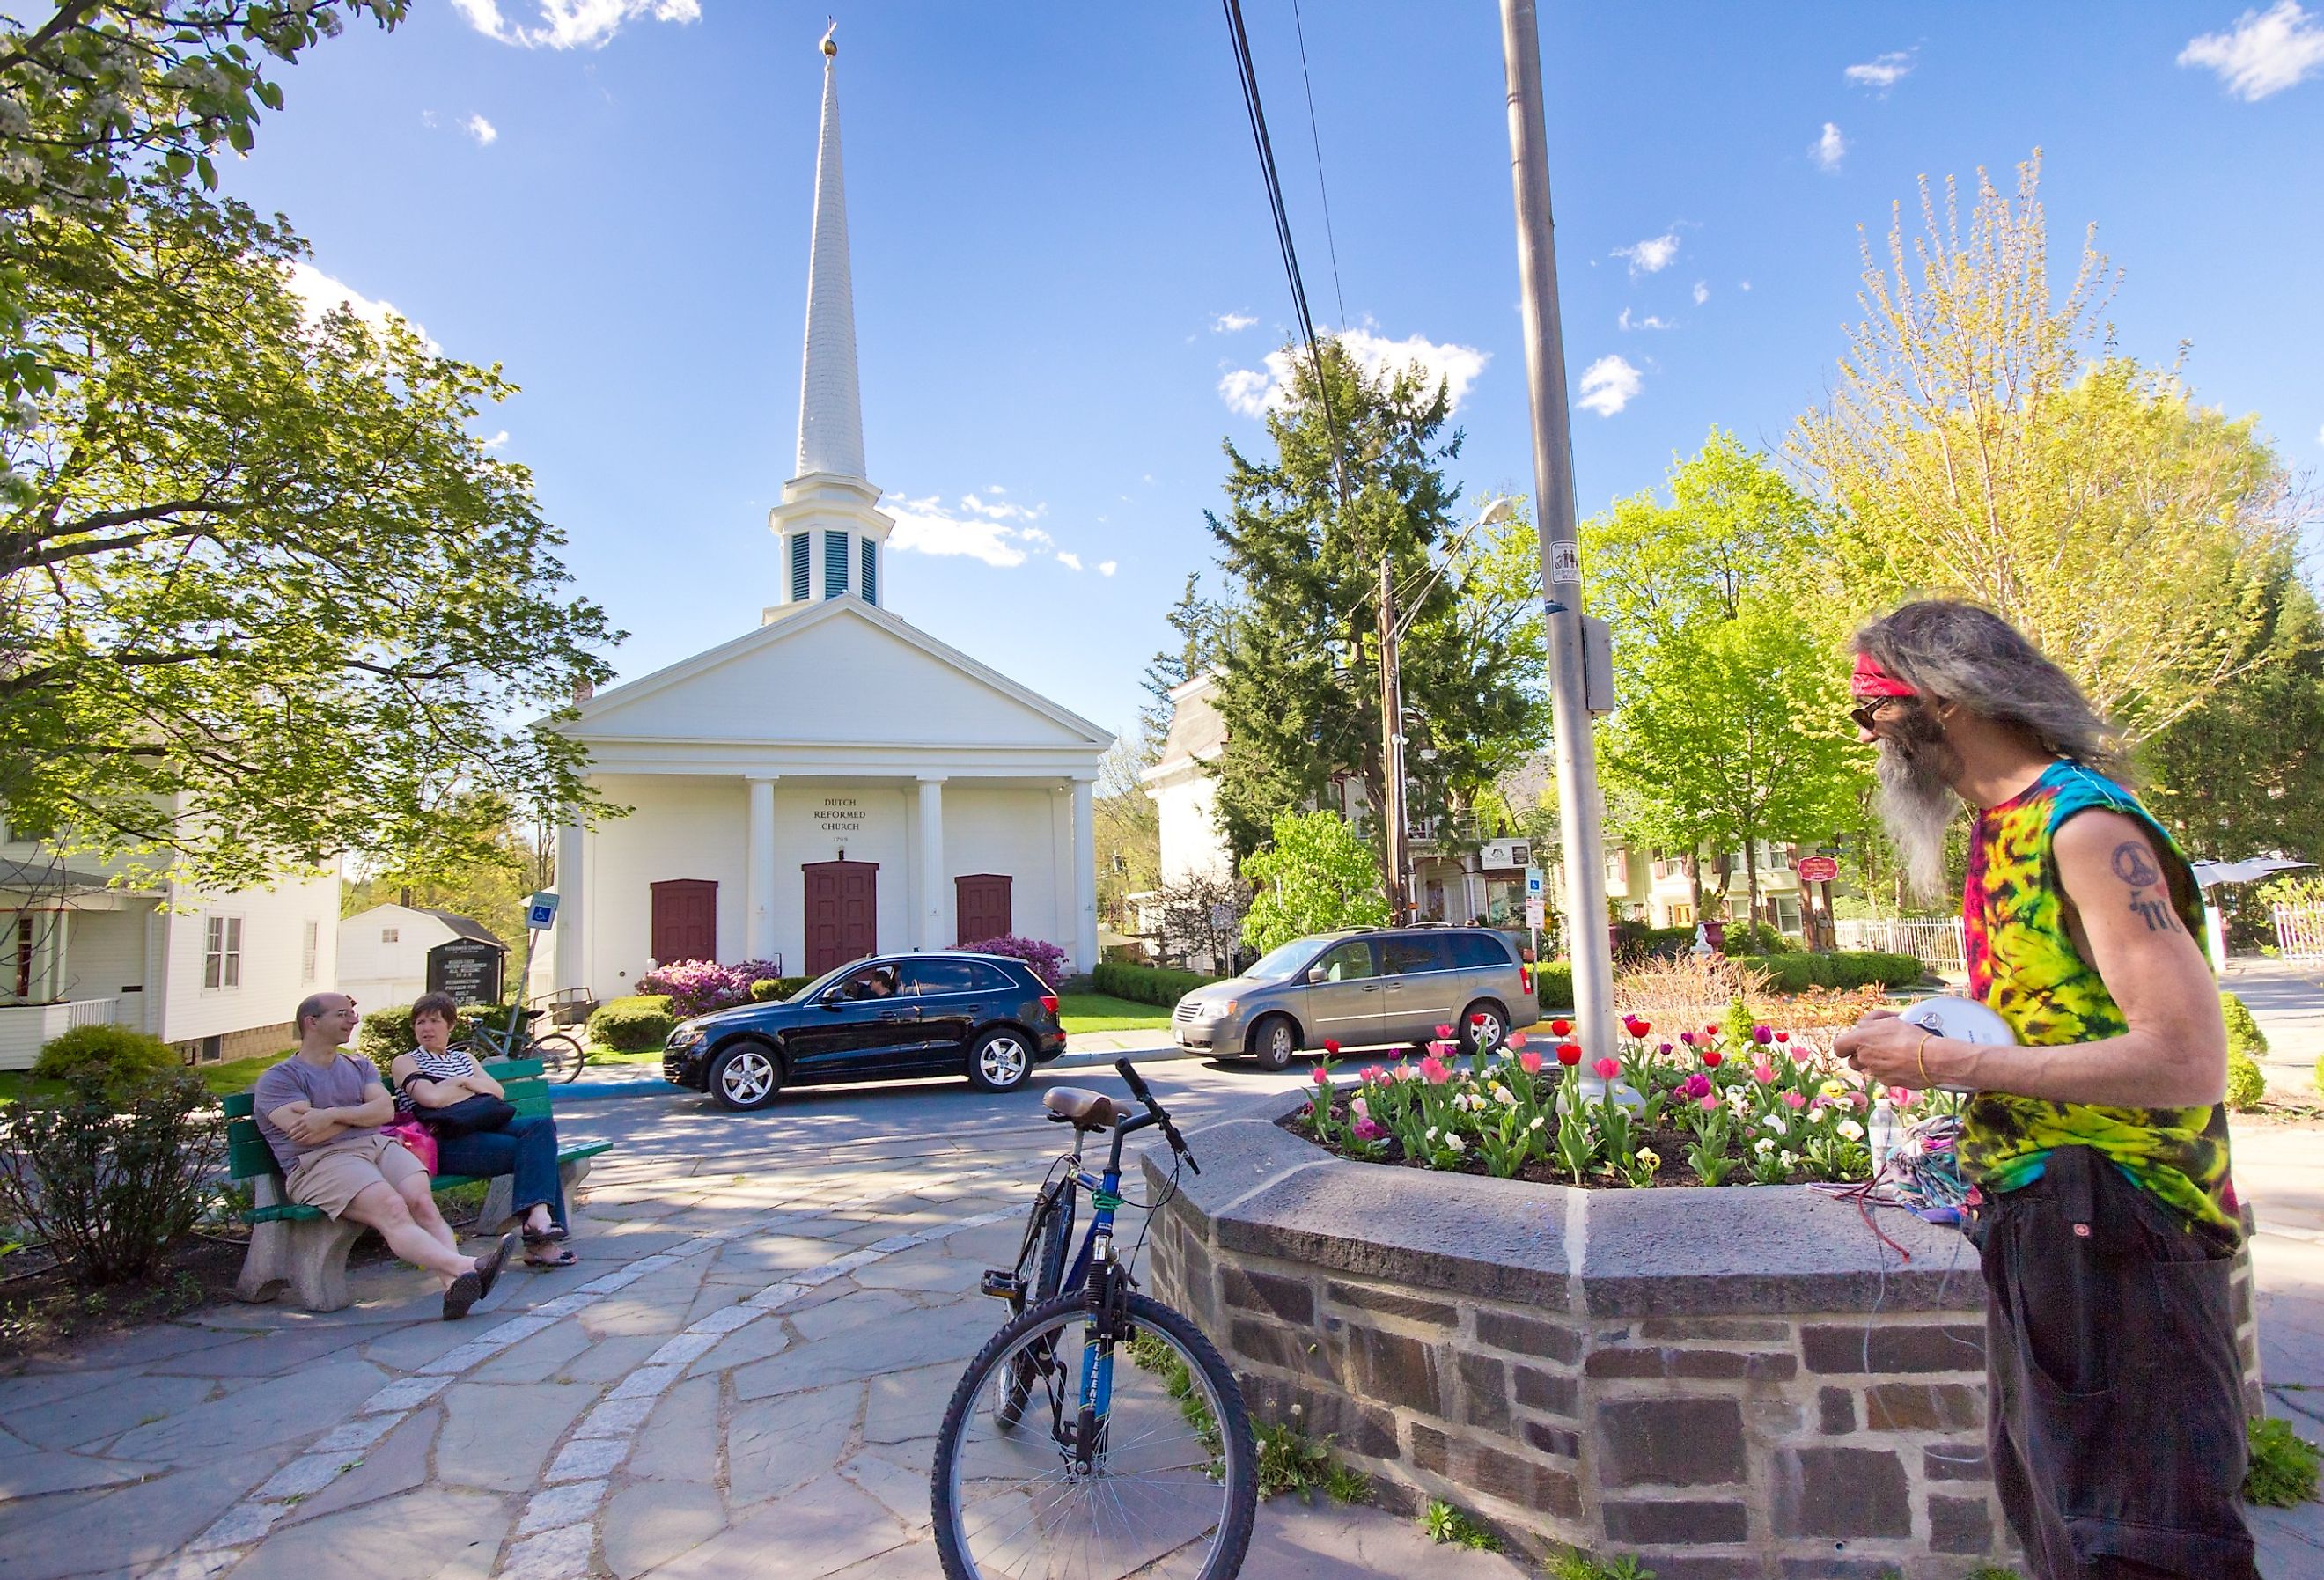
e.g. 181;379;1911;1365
2226;1053;2268;1112
586;994;678;1053
749;977;812;1003
1729;952;1926;992
2222;991;2269;1062
1091;960;1220;1008
1534;960;1574;1013
355;1001;516;1073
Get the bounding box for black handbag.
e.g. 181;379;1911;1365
418;1093;517;1138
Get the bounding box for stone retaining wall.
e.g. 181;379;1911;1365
1143;1091;2261;1580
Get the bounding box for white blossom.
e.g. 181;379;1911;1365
1837;1119;1865;1142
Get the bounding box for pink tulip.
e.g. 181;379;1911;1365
1434;1024;1454;1039
1506;1032;1528;1051
1420;1056;1450;1085
1351;1096;1370;1121
1312;1066;1331;1085
1698;1094;1722;1113
1362;1065;1386;1084
1782;1090;1806;1110
1519;1050;1543;1074
1753;1062;1776;1084
1592;1057;1620;1081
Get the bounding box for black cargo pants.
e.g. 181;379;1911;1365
1967;1145;2257;1579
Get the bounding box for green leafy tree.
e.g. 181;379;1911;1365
1789;153;2295;744
2;187;619;888
1240;809;1389;955
1206;339;1540;886
1586;431;1863;924
1092;737;1160;927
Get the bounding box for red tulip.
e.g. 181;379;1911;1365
1550;1018;1572;1037
1555;1042;1583;1067
1622;1015;1651;1038
1701;1048;1723;1068
1323;1038;1342;1055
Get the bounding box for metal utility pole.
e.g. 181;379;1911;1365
1377;554;1407;922
1499;0;1617;1062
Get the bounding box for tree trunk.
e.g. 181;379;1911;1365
1743;840;1761;930
1687;847;1703;916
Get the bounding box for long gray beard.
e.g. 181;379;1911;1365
1876;737;1960;905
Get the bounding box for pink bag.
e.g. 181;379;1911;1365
382;1119;438;1173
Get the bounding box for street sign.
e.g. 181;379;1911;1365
1796;856;1840;884
526;891;561;930
1525;866;1544;899
1525;898;1546;930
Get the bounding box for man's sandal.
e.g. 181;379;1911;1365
444;1233;517;1319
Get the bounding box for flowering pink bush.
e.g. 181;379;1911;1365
960;935;1070;988
637;959;785;1018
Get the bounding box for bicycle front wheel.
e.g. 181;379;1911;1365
932;1290;1256;1580
534;1031;586;1083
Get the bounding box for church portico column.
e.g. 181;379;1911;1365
916;776;946;950
1072;775;1099;974
555;812;587;994
746;775;779;962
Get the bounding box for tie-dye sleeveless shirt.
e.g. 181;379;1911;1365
1958;759;2238;1242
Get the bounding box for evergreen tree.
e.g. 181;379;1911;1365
1136;574;1227;761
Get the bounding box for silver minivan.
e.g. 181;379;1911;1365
1170;927;1541;1071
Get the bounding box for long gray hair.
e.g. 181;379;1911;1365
1853;600;2127;779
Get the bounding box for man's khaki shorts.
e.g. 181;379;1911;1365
285;1132;427;1218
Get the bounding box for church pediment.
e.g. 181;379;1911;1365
562;599;1110;751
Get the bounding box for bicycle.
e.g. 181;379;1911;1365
930;1058;1257;1580
456;999;587;1084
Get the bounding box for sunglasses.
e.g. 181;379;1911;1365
1849;697;1910;733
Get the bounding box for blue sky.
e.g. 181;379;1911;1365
230;1;2324;745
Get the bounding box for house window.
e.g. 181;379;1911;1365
824;530;850;598
381;927;400;944
1669;902;1696;927
12;917;33;999
203;915;242;990
860;536;878;606
790;532;811;601
301;920;320;984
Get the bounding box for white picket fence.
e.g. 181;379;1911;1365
2275;903;2324;964
1835;917;1967;976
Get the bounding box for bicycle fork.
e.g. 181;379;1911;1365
1070;1244;1131;1473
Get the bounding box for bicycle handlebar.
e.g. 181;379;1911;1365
1114;1058;1199;1174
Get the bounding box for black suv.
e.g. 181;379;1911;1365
661;952;1068;1112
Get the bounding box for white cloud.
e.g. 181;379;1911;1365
1614;232;1680;275
1217;326;1491;419
1056;552;1084;571
882;489;1105;573
283;262;437;351
1099;561;1118;577
1618;308;1674;332
1576;355;1643;417
2180;2;2324;99
1212;312;1258;334
1811;121;1847;173
481;430;511;450
1739;280;1753;291
463;113;498;146
451;0;700;50
1845;49;1916;92
1692;280;1710;305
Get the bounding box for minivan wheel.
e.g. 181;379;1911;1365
1460;1002;1508;1058
709;1042;783;1112
1249;1015;1299;1072
967;1028;1033;1092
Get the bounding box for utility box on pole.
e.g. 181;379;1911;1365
1581;614;1616;717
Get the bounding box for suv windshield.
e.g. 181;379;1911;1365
1243;937;1328;981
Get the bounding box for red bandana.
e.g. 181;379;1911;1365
1851;652;1919;700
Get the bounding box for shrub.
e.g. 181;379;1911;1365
1735;952;1923;993
587;994;678;1052
748;977;810;1003
1726;921;1794;955
960;935;1070;988
1611;922;1695;963
2244;1415;2320;1507
0;1069;221;1283
1536;959;1574;1012
33;1025;178;1099
1092;960;1220;1008
355;1001;509;1071
2222;991;2269;1062
2226;1054;2269;1113
636;959;783;1018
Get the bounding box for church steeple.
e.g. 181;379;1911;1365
769;26;894;617
796;26;865;482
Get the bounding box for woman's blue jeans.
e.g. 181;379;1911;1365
434;1113;567;1231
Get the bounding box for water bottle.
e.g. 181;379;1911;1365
1869;1097;1898;1176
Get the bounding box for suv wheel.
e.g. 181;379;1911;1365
1460;1001;1508;1058
709;1041;783;1112
967;1028;1033;1092
1248;1015;1300;1072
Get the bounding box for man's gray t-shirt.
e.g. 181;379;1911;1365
251;1054;381;1169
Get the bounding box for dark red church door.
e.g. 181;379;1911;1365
650;879;717;963
803;860;878;974
953;873;1013;944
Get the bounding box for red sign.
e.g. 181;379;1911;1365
1796;856;1840;884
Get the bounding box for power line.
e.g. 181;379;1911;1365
1287;0;1347;330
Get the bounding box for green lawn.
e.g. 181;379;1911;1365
1057;993;1173;1033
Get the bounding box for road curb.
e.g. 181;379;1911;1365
552;1041;1203;1100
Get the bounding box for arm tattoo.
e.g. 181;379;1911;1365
2112;839;2179;933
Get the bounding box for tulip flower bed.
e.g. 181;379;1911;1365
1291;1015;1922;1188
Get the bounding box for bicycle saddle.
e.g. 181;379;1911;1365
1042;1087;1122;1129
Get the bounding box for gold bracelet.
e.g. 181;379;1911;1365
1916;1029;1934;1088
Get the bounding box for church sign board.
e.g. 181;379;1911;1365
426;937;504;1007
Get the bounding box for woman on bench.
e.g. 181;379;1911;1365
393;994;578;1269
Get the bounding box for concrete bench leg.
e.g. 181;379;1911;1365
236;1178;364;1312
476;1157;593;1237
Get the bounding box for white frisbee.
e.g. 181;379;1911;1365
1894;996;2014;1094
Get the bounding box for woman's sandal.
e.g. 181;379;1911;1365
520;1223;568;1245
525;1246;579;1269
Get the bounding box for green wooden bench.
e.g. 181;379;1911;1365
225;1056;613;1312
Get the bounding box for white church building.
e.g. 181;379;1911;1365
549;41;1109;999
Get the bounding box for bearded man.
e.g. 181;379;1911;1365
1833;600;2254;1580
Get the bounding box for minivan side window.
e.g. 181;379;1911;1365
1381;935;1455;975
1312;940;1377;981
1447;932;1511;969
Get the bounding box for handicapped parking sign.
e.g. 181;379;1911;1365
526;892;560;930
